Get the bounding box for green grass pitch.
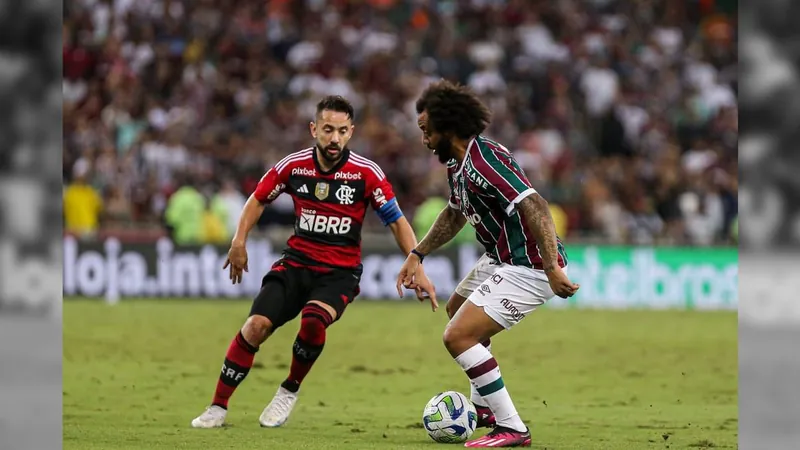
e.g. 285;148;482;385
64;299;737;449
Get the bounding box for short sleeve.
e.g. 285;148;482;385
253;166;288;204
367;170;403;226
367;171;396;211
447;190;459;209
446;164;460;209
470;147;537;216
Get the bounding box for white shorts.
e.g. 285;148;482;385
454;253;499;298
457;254;566;329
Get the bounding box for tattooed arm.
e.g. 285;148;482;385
516;193;579;297
415;206;467;256
396;205;465;303
516;194;559;271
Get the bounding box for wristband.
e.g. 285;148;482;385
410;248;426;263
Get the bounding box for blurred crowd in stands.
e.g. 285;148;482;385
63;0;737;246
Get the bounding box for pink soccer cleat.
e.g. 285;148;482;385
464;426;532;447
475;405;496;428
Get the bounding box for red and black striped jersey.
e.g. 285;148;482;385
253;147;402;269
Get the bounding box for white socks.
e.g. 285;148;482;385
455;343;526;432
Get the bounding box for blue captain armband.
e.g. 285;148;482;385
376;198;403;226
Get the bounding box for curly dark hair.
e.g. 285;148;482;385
316;95;354;120
415;80;491;139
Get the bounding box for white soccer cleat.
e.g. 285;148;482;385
191;405;227;428
259;386;299;427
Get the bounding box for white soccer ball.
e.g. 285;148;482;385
422;391;478;443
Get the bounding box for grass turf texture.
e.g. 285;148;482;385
64;299;737;449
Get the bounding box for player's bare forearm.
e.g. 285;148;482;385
388;216;418;255
517;194;560;272
231;195;266;247
415;206;466;255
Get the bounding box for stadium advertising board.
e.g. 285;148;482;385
62;236;737;310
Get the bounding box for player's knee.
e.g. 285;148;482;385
442;323;469;353
300;304;333;339
242;314;273;345
294;304;334;360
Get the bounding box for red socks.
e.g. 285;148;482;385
281;304;333;393
211;331;258;409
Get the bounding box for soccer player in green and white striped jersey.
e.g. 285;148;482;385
397;80;580;448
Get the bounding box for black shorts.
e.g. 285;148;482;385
249;258;362;329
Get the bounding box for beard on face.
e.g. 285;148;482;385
433;137;454;164
317;142;343;162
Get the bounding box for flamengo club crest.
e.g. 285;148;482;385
315;182;329;200
335;184;356;205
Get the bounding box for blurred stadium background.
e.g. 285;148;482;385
62;0;740;306
63;0;737;247
60;1;742;448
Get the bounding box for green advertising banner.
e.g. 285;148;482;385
62;237;738;311
557;246;738;310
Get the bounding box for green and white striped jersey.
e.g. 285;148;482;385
447;136;568;269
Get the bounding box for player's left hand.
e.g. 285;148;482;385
546;267;580;299
413;266;438;312
397;254;421;298
396;254;438;311
396;253;421;295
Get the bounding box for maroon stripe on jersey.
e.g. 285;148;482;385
480;140;529;182
466;358;498;379
494;222;511;264
481;139;524;171
464;182;506;260
463;180;500;248
473;222;497;256
469;147;520;201
519;218;541;268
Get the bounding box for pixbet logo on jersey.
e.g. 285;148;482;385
334;171;362;180
292;167;316;177
299;208;352;234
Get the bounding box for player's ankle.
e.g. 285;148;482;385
497;417;526;433
280;379;300;393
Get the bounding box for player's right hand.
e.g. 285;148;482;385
223;244;249;284
546;267;579;299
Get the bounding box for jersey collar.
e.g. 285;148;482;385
456;136;479;173
313;146;351;175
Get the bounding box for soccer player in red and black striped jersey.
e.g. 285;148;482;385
191;96;437;429
397;81;580;448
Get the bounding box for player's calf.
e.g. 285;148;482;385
446;292;492;349
283;302;333;392
212;315;271;407
445;301;526;434
191;315;272;428
447;293;495;426
260;302;335;427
